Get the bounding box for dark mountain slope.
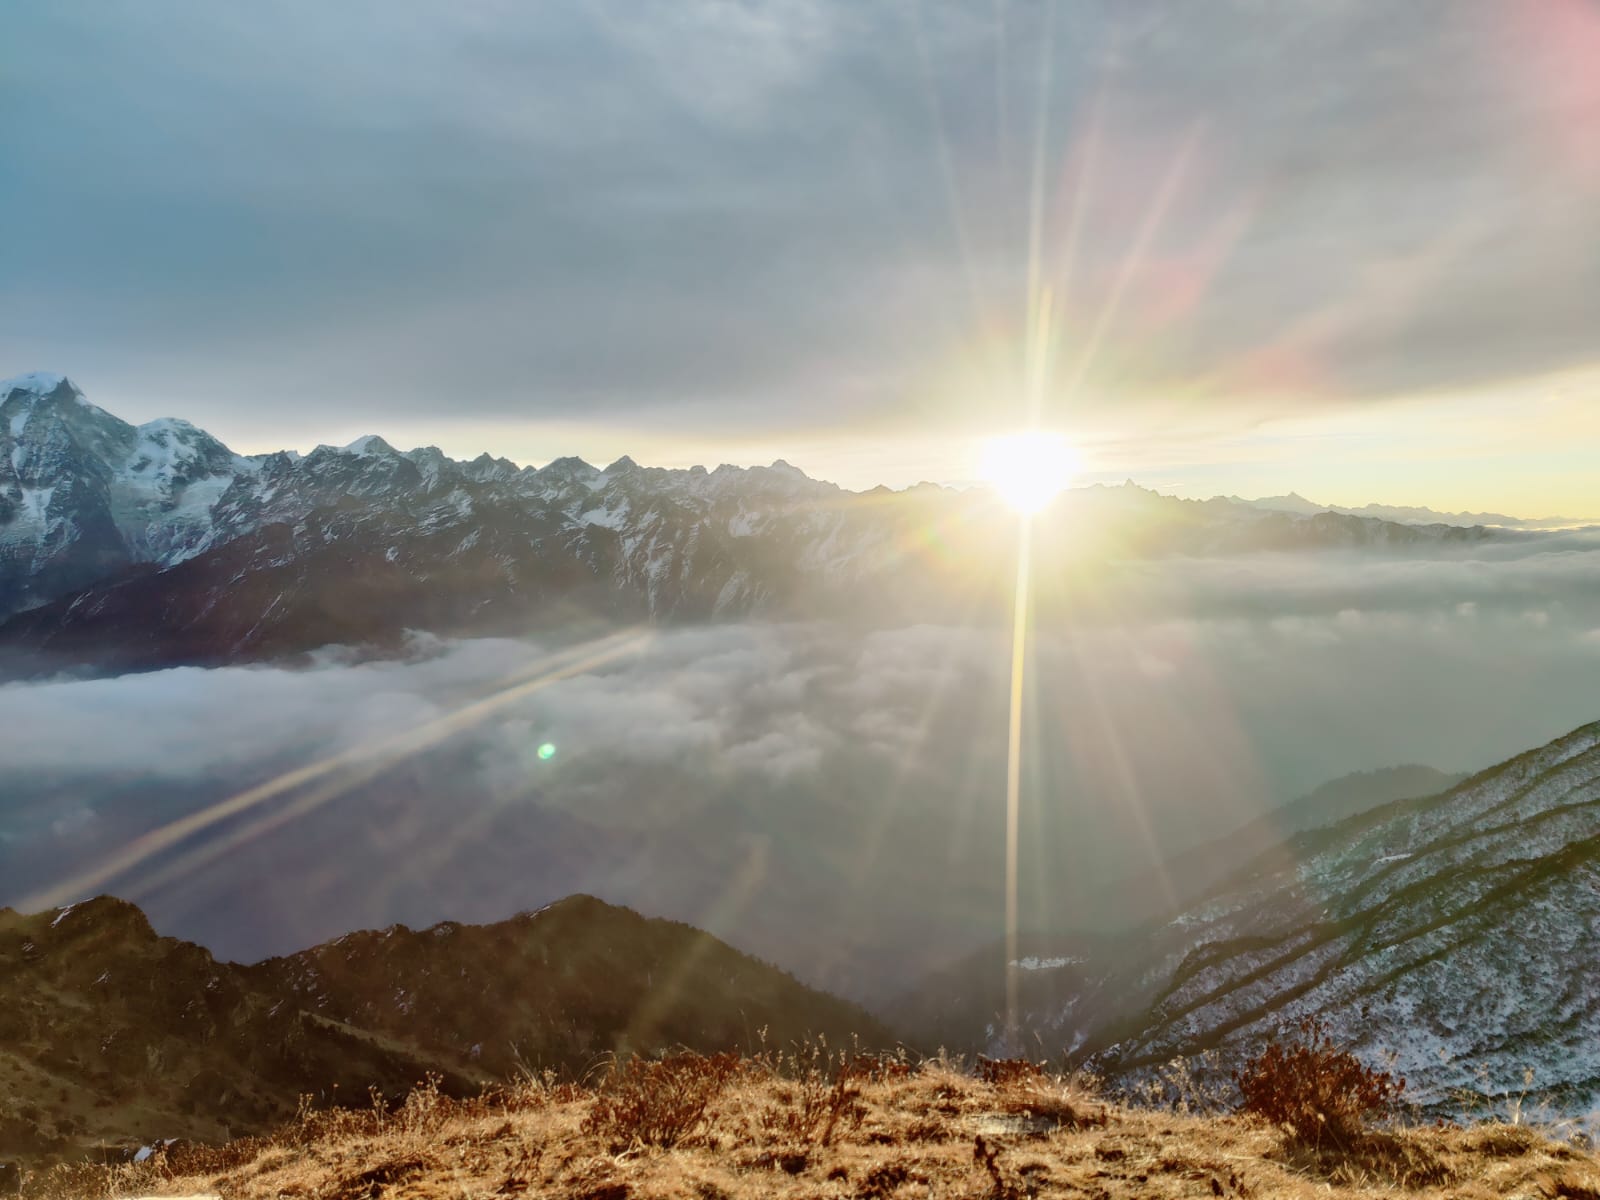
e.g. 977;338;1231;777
0;896;459;1161
246;894;895;1080
0;894;890;1164
0;509;637;676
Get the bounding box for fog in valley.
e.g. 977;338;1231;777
6;539;1600;1001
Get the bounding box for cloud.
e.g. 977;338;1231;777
8;537;1600;998
1098;530;1600;620
2;1;1597;461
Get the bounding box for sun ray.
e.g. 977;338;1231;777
622;837;773;1054
1002;512;1032;1047
909;0;987;333
1059;120;1204;402
1053;88;1105;327
1025;0;1057;349
17;629;652;913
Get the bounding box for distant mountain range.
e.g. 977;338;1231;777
1244;491;1593;531
0;893;886;1162
0;373;1522;675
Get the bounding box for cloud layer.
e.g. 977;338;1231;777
4;1;1598;474
7;539;1600;998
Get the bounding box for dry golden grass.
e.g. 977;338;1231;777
20;1053;1600;1200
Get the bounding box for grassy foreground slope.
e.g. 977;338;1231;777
28;1055;1600;1200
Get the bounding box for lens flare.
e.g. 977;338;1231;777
537;742;557;761
979;430;1080;513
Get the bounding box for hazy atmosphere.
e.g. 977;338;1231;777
8;534;1600;996
10;1;1600;1185
6;1;1600;507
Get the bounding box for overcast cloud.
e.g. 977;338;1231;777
4;1;1599;470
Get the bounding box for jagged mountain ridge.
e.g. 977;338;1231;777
0;895;465;1162
913;723;1600;1117
0;373;254;614
896;765;1467;1052
0;373;864;621
1246;491;1594;530
246;893;890;1081
0;893;888;1163
1079;721;1600;1112
0;373;1512;674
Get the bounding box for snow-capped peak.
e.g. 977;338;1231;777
342;434;397;457
136;416;201;434
765;459;815;483
536;455;600;482
0;371;74;398
1249;492;1326;515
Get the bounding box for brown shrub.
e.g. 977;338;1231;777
484;1070;588;1114
755;1055;872;1148
327;1154;432;1200
1234;1017;1405;1147
277;1091;380;1147
976;1058;1043;1088
842;1051;913;1084
857;1159;915;1198
17;1162;112;1200
1542;1174;1600;1200
761;1076;864;1147
743;1041;903;1150
581;1052;744;1151
972;1135;1027;1200
998;1079;1103;1131
143;1134;276;1177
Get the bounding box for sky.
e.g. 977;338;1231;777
4;0;1600;513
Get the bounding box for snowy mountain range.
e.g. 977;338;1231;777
0;372;1523;674
1;372;252;613
1245;491;1593;531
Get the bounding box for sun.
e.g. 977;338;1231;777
978;430;1081;513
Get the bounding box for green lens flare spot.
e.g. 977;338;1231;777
537;742;557;761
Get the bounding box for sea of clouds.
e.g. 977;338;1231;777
5;539;1600;997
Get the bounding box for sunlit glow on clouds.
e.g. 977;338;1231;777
4;1;1599;512
1121;365;1600;516
224;364;1600;520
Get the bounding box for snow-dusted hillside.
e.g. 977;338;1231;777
1041;721;1600;1117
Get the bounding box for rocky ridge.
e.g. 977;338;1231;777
0;373;1514;675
